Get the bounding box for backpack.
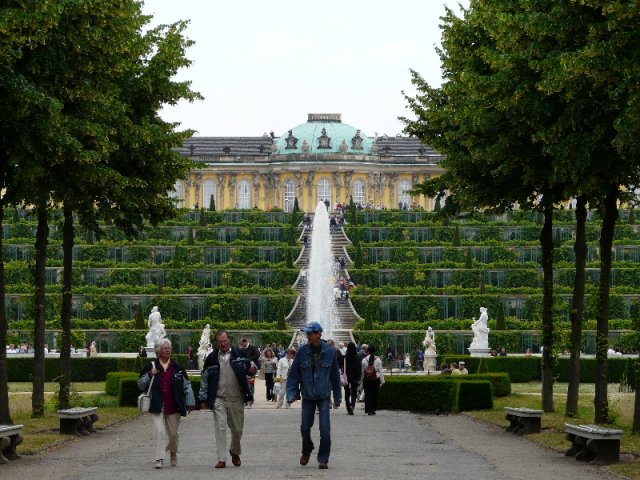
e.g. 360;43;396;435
363;356;377;383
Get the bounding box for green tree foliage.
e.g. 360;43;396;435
495;305;506;331
464;248;473;269
199;208;206;226
452;226;461;247
1;0;200;412
209;194;215;212
134;303;145;330
355;243;364;269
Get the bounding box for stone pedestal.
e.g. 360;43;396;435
423;353;437;372
145;346;156;358
468;347;491;357
198;352;207;369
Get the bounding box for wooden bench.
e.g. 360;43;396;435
0;424;23;464
57;407;99;437
504;407;543;434
565;423;623;465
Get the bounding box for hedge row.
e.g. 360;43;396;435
118;376;202;408
442;356;633;383
377;376;493;412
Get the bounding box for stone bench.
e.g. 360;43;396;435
57;407;99;437
504;407;543;434
0;424;23;464
565;423;623;465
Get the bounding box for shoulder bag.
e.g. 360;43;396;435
138;361;155;413
340;358;348;387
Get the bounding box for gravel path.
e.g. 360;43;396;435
3;395;622;480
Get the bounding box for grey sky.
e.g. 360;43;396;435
143;0;469;138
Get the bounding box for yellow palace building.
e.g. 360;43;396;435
172;113;444;212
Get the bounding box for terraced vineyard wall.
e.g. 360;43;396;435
4;208;640;355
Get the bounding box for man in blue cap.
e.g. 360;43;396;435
287;321;342;469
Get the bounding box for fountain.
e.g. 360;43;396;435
305;201;339;339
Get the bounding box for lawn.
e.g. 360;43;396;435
467;382;640;479
7;382;139;454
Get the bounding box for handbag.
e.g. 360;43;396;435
138;361;155;413
340;358;348;387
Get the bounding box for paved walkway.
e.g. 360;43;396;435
3;382;622;480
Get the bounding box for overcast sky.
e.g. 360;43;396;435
142;0;469;138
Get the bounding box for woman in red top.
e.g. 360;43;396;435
138;339;195;469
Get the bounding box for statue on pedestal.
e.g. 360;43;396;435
422;326;437;371
145;306;167;348
198;324;211;355
470;307;490;349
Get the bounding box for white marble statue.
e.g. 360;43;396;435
470;307;490;349
422;326;437;371
423;326;437;355
198;324;211;355
145;306;167;348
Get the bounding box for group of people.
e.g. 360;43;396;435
7;341;97;356
139;325;364;470
440;361;469;375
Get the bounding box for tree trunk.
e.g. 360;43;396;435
32;204;49;417
633;358;640;432
59;205;74;409
0;204;13;424
594;185;618;424
566;195;587;417
540;197;555;412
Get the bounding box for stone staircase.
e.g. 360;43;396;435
286;216;362;346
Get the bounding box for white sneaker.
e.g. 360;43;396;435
155;460;163;469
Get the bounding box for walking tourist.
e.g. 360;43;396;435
287;321;342;469
137;339;195;469
260;347;278;401
361;345;384;415
341;342;361;415
275;347;296;408
199;331;256;468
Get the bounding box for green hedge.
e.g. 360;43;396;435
105;372;139;396
457;381;493;411
555;357;629;383
118;375;202;408
7;357;141;382
461;373;511;397
378;376;459;412
377;376;493;412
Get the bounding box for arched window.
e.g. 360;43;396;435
169;180;183;208
202;180;216;210
398;180;412;209
283;180;296;212
352;179;365;207
317;178;332;205
237;180;252;209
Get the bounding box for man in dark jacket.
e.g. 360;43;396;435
199;331;256;469
287;321;341;470
239;338;260;405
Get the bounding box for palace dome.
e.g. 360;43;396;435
274;113;373;155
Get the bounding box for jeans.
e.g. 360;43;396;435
300;397;331;464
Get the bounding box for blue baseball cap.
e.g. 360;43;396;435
303;321;323;334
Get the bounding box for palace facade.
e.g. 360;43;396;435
172;113;444;212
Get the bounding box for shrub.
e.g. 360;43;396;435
378;376;458;412
105;372;138;396
457;380;493;411
119;378;141;407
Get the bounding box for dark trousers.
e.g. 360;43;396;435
344;380;359;408
265;372;275;400
363;379;380;413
